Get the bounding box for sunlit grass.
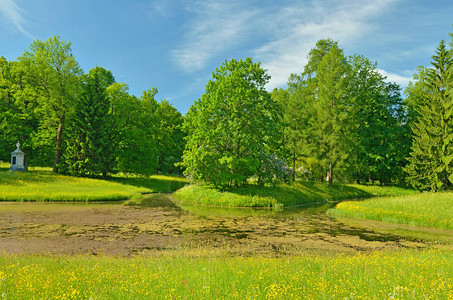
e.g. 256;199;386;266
0;169;151;202
329;192;453;230
173;182;416;208
0;160;189;201
0;250;451;299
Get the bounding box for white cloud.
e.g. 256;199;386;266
0;0;32;37
172;0;404;89
377;69;414;87
253;0;401;90
142;0;179;20
172;1;259;72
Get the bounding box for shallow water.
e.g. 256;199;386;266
0;195;450;256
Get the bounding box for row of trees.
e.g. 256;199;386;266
179;40;410;188
0;36;184;176
180;34;453;191
2;34;453;191
274;40;409;186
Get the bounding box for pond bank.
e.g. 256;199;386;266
0;194;450;257
172;183;417;208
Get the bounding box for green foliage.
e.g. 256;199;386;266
271;83;308;181
0;57;44;165
107;86;183;176
18;36;82;172
107;84;159;175
278;40;409;186
173;182;415;208
346;55;409;185
405;39;453;190
1;250;452;299
330;191;453;230
63;67;115;177
180;58;281;188
154;100;185;174
302;40;350;185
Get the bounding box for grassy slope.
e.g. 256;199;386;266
0;250;451;299
107;173;187;193
329;192;453;230
173;182;416;208
0;163;186;201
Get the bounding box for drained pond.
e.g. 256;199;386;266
0;194;451;256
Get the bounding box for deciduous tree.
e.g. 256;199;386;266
180;58;280;187
18;36;82;172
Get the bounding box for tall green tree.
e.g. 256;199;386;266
272;75;310;181
405;39;453;190
63;67;115;177
303;40;350;185
108;84;160;175
154;100;185;174
0;57;45;165
18;36;82;172
180;57;280;187
347;55;408;184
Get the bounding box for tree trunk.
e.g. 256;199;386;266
292;146;296;182
53;115;65;173
326;162;333;186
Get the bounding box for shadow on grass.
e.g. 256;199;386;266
0;169;187;194
106;175;188;193
224;181;374;206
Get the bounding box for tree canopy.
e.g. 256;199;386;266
3;33;453;192
1;36;183;177
180;57;281;188
405;39;453;190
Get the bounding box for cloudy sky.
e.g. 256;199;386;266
0;0;452;114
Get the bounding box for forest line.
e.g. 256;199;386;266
1;33;452;191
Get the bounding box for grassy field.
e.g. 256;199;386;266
0;250;451;299
173;182;416;208
329;192;453;230
0;162;186;201
107;172;187;193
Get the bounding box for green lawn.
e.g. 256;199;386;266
0;250;451;299
329;192;453;230
0;162;187;201
0;170;151;201
173;182;416;208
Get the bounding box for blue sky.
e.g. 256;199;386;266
0;0;452;114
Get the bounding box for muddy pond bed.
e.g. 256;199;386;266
0;194;451;256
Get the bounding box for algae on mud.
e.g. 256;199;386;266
0;193;450;257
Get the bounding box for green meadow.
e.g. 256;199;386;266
0;250;452;299
1;163;453;298
329;192;453;230
0;162;186;201
173;182;416;208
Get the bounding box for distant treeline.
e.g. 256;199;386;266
1;33;453;191
0;36;184;176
